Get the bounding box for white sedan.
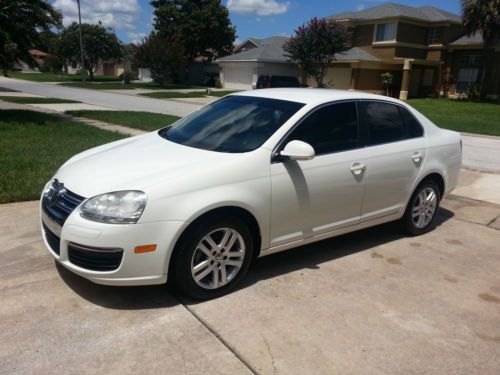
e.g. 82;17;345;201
41;89;462;299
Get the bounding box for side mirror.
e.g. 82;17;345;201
280;140;315;161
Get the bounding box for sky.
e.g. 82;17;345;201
50;0;462;45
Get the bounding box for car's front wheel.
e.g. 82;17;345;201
402;180;441;235
171;217;254;299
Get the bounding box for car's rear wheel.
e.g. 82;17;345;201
171;217;254;299
402;180;441;236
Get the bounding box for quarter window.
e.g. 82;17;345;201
358;101;422;146
399;106;424;138
375;23;396;41
285;102;358;155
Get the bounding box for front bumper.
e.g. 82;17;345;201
40;201;185;286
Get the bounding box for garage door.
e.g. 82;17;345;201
223;65;254;90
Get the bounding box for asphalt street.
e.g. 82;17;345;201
0;76;199;117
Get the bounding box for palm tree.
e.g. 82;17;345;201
461;0;500;99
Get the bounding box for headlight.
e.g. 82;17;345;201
80;191;147;224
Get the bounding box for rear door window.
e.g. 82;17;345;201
358;101;423;146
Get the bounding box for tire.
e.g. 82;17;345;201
171;217;254;300
401;180;441;236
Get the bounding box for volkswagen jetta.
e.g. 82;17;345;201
41;89;462;299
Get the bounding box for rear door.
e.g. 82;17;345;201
357;100;426;221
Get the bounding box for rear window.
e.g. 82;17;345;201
160;95;304;153
271;76;299;83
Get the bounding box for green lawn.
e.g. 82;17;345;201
0;110;126;203
0;86;18;92
8;71;121;82
0;96;80;104
140;90;238;99
66;110;180;131
59;82;205;90
408;99;500;136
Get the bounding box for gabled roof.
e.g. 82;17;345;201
327;2;462;24
334;47;381;62
29;49;49;56
217;36;291;63
449;32;483;46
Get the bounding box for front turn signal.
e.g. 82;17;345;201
134;244;157;253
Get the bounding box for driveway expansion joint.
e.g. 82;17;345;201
181;302;259;375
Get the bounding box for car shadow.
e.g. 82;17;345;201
58;207;454;309
188;207;455;304
56;263;178;310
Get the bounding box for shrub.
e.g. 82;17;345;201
40;55;63;73
119;71;138;84
466;84;481;101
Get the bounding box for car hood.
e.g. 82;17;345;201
56;131;234;198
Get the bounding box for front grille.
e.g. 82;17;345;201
68;243;123;271
42;223;60;255
42;182;85;226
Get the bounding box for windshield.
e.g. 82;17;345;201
159;95;304;153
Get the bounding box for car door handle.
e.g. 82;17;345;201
350;163;366;175
412;152;424;163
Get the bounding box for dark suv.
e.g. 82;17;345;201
255;75;301;89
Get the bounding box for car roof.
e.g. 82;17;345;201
232;88;404;106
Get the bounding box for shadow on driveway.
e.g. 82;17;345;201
58;207;454;308
56;263;179;310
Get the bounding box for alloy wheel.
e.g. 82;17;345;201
190;227;246;290
411;187;438;229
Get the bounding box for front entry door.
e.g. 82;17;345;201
269;101;365;247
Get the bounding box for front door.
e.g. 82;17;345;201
270;101;366;247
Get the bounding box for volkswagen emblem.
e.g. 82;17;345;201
46;179;65;207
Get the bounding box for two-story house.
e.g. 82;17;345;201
324;2;499;99
216;3;499;99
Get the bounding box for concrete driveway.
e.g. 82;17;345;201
1;172;499;374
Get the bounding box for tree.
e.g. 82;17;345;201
35;30;64;73
151;0;235;61
284;18;351;88
58;22;122;80
135;32;186;85
381;72;393;96
0;0;62;75
461;0;500;99
439;67;455;98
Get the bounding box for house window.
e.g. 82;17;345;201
375;23;396;42
460;55;481;64
427;28;440;44
456;68;479;93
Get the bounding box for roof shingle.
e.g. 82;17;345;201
327;2;461;24
217;36;291;63
449;32;483;46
